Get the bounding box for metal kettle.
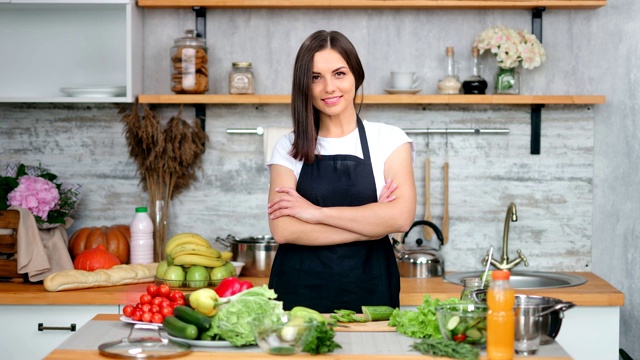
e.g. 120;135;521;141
393;220;445;278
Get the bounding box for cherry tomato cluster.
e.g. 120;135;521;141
122;284;186;324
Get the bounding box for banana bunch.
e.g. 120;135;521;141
165;233;232;268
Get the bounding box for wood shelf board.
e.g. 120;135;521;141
137;94;605;105
137;0;606;10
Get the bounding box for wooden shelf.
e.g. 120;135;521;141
137;0;606;9
137;94;606;105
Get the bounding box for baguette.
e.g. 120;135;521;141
44;263;158;292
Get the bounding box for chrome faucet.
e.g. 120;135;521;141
482;202;529;271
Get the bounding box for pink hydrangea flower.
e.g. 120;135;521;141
7;175;60;220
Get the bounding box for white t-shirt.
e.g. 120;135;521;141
267;120;415;197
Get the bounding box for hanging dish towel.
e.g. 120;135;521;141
11;206;74;282
263;127;292;164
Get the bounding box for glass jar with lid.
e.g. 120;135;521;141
229;62;255;95
170;30;208;94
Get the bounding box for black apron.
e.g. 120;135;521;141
268;117;400;313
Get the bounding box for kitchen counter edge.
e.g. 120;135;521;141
0;271;623;307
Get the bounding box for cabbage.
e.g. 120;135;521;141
206;285;283;346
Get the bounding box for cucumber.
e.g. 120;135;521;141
465;328;482;340
173;305;211;332
162;315;199;340
446;315;461;331
361;306;395;321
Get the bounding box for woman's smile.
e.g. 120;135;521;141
322;95;343;105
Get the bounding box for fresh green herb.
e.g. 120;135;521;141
388;295;461;338
301;322;342;355
410;338;479;360
330;309;367;323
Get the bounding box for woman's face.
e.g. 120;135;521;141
310;48;356;119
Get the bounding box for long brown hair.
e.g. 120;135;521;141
290;30;365;163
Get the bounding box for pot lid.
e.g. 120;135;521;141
236;235;276;244
98;324;190;358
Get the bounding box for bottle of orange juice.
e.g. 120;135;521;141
487;270;515;359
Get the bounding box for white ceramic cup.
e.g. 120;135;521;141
391;71;421;89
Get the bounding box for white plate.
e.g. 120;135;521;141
167;334;233;348
60;85;126;98
384;88;421;94
120;315;163;328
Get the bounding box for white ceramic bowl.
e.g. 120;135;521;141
230;261;245;276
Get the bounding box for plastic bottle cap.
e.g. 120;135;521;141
492;270;511;280
135;207;148;213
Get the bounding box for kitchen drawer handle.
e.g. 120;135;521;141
38;323;76;332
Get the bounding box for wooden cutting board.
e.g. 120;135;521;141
333;320;396;332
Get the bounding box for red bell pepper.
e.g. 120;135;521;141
214;277;253;297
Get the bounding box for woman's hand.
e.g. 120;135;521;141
268;187;321;223
378;179;398;203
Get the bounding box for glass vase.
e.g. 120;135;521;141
151;199;168;262
495;67;520;95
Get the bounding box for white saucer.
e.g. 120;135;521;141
384;88;421;95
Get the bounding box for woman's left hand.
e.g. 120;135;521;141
268;187;321;223
378;179;398;203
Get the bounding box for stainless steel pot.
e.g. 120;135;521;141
215;235;278;277
472;290;575;345
394;220;445;278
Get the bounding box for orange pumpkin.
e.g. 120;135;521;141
73;245;121;271
68;225;131;264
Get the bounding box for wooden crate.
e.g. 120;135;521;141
0;209;23;279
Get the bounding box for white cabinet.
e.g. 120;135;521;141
0;305;119;360
0;0;141;103
555;306;620;360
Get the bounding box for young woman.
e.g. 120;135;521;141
266;30;416;312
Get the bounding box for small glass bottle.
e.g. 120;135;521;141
462;46;488;94
487;270;515;360
130;207;154;265
229;62;255;94
437;46;462;95
170;30;208;94
460;277;486;302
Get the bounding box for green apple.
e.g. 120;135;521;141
156;259;169;279
222;261;236;277
186;265;210;288
163;265;186;288
210;265;233;282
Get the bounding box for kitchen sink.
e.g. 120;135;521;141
444;271;587;289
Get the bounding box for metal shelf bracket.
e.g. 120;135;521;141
530;7;546;154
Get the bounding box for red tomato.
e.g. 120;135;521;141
151;296;163;306
141;303;151;313
160;299;171;308
131;308;143;321
135;303;142;309
453;334;467;342
150;305;160;314
160;306;173;317
169;290;185;303
140;293;152;305
151;313;164;324
146;284;159;297
141;312;152;323
174;298;186;306
158;284;171;298
122;305;134;318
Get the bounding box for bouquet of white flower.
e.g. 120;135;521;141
474;25;546;70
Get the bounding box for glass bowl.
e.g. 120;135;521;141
250;312;316;355
435;303;488;347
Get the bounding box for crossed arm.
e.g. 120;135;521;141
267;142;416;246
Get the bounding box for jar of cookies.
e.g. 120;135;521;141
229;62;254;94
170;30;208;94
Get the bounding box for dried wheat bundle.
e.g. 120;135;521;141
120;104;208;261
